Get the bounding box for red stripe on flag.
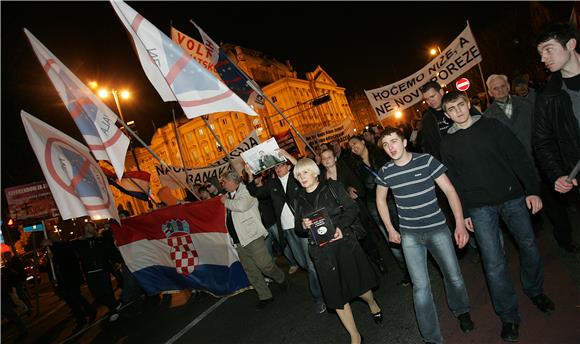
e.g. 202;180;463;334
43;59;55;73
69;160;92;191
165;55;190;85
131;14;145;32
179;90;234;107
87;127;124;152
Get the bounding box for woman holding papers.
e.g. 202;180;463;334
293;158;380;344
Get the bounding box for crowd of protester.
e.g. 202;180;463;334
210;22;579;344
2;22;579;344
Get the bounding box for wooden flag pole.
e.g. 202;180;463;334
201;115;233;167
466;20;490;105
171;103;188;168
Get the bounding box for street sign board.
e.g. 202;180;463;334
23;223;45;233
456;78;470;91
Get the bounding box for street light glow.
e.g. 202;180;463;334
120;90;130;99
395;111;403;118
429;48;437;56
88;81;98;89
98;88;109;98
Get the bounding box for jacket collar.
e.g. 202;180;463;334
447;115;483;134
543;71;564;96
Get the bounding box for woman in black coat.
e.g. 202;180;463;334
319;148;387;274
293;158;381;344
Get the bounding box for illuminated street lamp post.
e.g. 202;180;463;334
89;81;141;170
429;46;442;56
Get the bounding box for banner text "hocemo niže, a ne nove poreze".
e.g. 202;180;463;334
365;24;482;120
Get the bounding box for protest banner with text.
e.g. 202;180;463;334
155;131;259;188
365;24;482;120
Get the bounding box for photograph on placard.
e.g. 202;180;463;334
241;138;287;175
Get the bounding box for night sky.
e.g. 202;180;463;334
0;1;573;191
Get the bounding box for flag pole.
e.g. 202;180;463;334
171;103;188;168
466;20;490;105
189;19;317;157
114;116;196;195
201;114;233;166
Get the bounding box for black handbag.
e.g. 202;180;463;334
327;182;367;240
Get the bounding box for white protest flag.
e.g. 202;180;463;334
365;24;483;120
24;29;129;180
109;0;258;118
21;110;119;222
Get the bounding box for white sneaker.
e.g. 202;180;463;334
288;266;299;274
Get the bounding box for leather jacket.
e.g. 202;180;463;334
533;72;580;184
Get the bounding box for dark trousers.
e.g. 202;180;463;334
538;180;576;247
59;283;96;325
86;270;118;313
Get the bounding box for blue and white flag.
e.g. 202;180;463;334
21;110;119;222
24;29;129;181
110;0;258;118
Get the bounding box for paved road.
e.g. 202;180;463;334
2;206;579;344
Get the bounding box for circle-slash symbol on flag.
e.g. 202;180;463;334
456;78;470;92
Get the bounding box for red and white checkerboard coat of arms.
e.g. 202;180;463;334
162;219;199;275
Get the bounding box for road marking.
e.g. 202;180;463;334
164;297;229;344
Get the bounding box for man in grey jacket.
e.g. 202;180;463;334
220;170;288;308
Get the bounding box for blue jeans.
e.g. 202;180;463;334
468;197;544;324
265;224;298;267
402;227;470;344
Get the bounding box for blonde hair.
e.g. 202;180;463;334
293;158;320;179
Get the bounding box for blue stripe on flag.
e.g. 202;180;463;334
132;262;249;296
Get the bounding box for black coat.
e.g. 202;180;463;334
293;180;378;309
533;72;580;184
246;170;303;245
293;180;359;239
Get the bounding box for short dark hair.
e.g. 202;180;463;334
379;126;405;144
419;80;442;94
536;22;578;47
441;92;469;112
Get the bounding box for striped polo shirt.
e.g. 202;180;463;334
376;153;447;232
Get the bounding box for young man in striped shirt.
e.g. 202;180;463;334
375;126;473;344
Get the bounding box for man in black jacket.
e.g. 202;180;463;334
246;150;326;314
441;92;554;342
485;73;579;253
534;22;580;196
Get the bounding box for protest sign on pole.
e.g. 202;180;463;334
365;24;482;120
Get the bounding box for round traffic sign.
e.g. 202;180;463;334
456;78;470;91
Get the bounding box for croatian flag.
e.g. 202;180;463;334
112;198;250;296
192;21;265;109
109;0;258;119
21;110;119;222
24;29;129;181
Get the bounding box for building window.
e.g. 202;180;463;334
272;96;278;102
228;135;235;146
222;118;227;125
198;128;204;136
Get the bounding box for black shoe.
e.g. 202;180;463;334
501;322;519;342
530;294;555;313
458;312;474;332
371;301;383;324
399;273;411;287
256;298;274;309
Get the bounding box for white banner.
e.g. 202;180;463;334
365;24;482;120
155;131;259;188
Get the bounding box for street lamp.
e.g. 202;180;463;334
429;46;442;56
88;81;140;170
